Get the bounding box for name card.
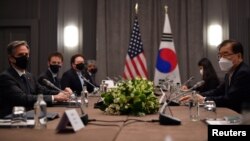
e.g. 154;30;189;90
56;109;84;132
102;80;115;88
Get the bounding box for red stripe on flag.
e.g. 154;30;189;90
131;59;141;78
137;53;148;78
124;59;133;79
123;16;148;80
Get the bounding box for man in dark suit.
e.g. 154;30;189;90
0;40;72;118
180;39;250;113
61;54;94;96
38;52;64;90
86;59;98;87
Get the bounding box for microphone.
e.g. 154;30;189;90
112;76;123;84
106;76;113;80
42;78;62;92
113;76;119;82
43;78;78;100
167;80;205;104
43;78;78;103
189;80;205;90
182;76;194;86
82;77;99;93
118;75;124;80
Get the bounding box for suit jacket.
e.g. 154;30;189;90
38;69;61;90
203;62;250;113
61;68;94;96
0;67;58;118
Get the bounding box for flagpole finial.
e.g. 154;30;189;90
164;5;168;14
135;3;138;14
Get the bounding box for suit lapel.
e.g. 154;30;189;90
73;70;83;89
25;73;35;94
8;67;28;93
46;70;54;83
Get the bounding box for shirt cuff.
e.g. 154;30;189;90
52;95;54;102
203;97;206;103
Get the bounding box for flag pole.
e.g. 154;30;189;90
135;3;138;14
164;5;168;14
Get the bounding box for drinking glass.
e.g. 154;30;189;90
203;100;217;120
189;92;199;121
241;102;250;124
11;106;27;127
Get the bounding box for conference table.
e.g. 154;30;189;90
0;95;240;141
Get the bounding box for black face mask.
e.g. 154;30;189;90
14;56;29;69
50;64;61;73
90;68;98;74
76;63;85;70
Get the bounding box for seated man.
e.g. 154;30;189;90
86;59;98;87
179;39;250;113
38;52;64;90
61;54;94;96
0;40;72;118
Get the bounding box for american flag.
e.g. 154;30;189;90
123;17;148;79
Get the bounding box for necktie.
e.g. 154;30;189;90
78;73;84;89
20;74;30;94
54;77;60;88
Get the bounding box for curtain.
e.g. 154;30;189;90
96;0;203;83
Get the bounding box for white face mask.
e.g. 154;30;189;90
219;57;233;72
199;69;203;76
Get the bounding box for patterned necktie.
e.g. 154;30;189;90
20;74;30;94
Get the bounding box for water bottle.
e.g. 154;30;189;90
82;86;88;107
69;92;78;107
34;94;47;129
100;81;105;93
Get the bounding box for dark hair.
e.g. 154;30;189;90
198;58;219;85
70;54;85;65
7;40;29;55
48;52;64;62
218;39;244;57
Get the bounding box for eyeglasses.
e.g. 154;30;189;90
217;53;235;59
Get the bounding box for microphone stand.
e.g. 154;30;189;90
158;90;184;125
159;100;181;125
78;100;89;125
78;85;89;125
158;80;205;125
